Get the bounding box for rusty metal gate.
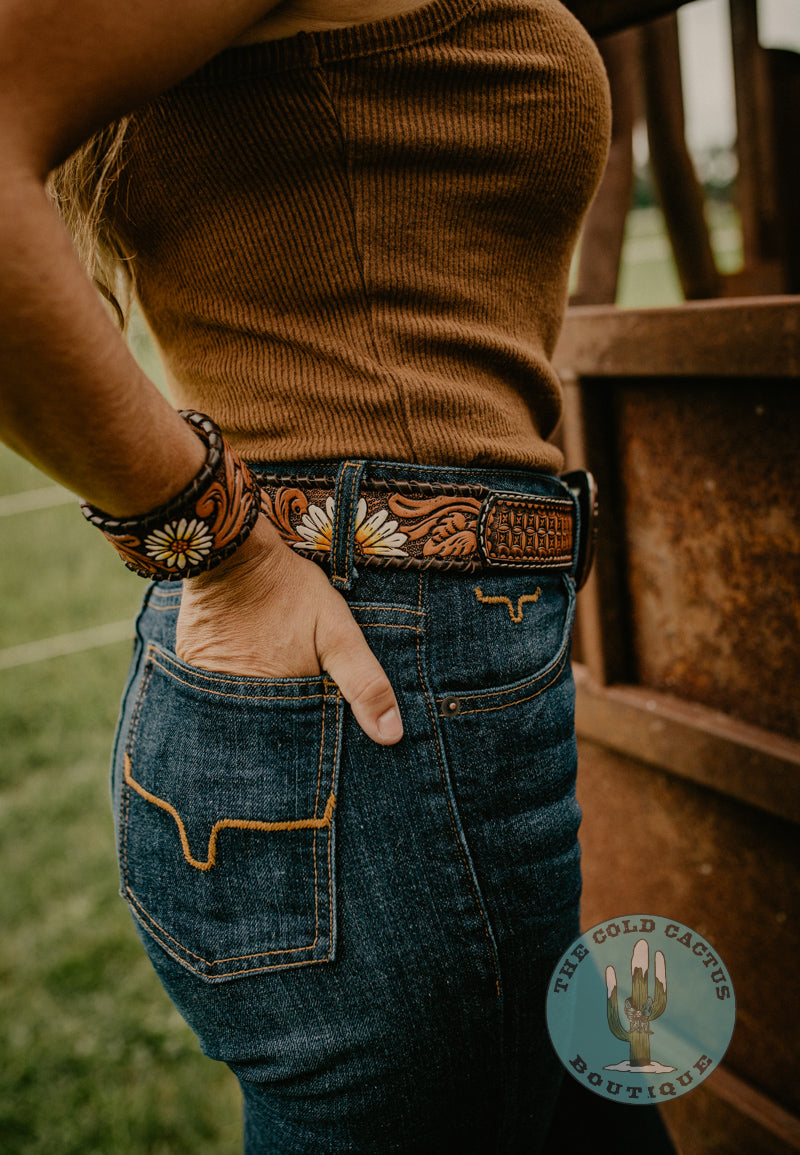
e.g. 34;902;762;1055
555;3;800;1151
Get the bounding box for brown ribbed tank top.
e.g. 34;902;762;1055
115;0;610;470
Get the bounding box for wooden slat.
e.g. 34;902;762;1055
641;14;721;299
574;663;800;824
709;1067;800;1151
730;0;781;269
571;29;638;306
554;298;800;378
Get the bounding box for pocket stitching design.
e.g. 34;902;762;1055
147;644;334;699
123;753;336;871
437;645;570;718
120;652;341;977
435;575;575;717
123;883;331;969
473;584;542;623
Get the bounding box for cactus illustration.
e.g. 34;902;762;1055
606;939;667;1068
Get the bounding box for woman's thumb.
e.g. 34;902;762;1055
315;612;403;746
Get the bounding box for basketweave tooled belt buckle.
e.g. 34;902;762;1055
477;491;577;572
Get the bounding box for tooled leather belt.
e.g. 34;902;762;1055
256;469;597;586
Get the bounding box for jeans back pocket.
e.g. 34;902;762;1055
120;643;342;982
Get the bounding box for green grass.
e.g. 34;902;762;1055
0;503;142;650
569;200;744;307
616;201;743;307
0;645;244;1154
0;650;238;1155
0;444;242;1149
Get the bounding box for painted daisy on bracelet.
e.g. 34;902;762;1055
143;518;216;570
294;497;409;557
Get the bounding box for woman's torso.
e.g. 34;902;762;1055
115;0;610;470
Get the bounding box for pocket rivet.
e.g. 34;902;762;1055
441;696;461;716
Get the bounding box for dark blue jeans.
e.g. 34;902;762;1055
111;461;581;1153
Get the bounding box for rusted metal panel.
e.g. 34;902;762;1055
574;664;800;823
554;298;800;378
577;738;800;1122
614;378;800;741
556;10;800;1149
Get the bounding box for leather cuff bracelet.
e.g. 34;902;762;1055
80;410;262;580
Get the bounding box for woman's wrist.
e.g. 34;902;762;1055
80;410;263;581
183;512;285;590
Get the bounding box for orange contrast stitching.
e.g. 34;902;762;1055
123;754;335;872
124;893;333;976
474;585;541;623
308;684;330;938
348;604;423;616
147;646;329;700
440;629;572;707
122;661;156;883
124;887;322;964
120;659;340;975
437;648;569;718
327;692;342;961
354;622;420;632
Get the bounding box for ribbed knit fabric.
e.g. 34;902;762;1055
115;0;610;470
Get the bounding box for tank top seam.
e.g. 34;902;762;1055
311;59;421;461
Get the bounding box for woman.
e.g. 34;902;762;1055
0;0;610;1148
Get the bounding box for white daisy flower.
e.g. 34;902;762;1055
293;497;409;557
355;503;408;557
143;517;215;570
294;498;335;552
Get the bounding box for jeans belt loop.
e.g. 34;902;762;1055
330;460;368;591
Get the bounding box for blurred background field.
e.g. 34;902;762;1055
0;301;243;1150
0;468;242;1154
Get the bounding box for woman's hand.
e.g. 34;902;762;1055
175;517;404;746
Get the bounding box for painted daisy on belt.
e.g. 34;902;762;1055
143;518;216;570
294;497;409;557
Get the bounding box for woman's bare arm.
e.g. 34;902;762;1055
0;0;289;514
0;0;404;745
